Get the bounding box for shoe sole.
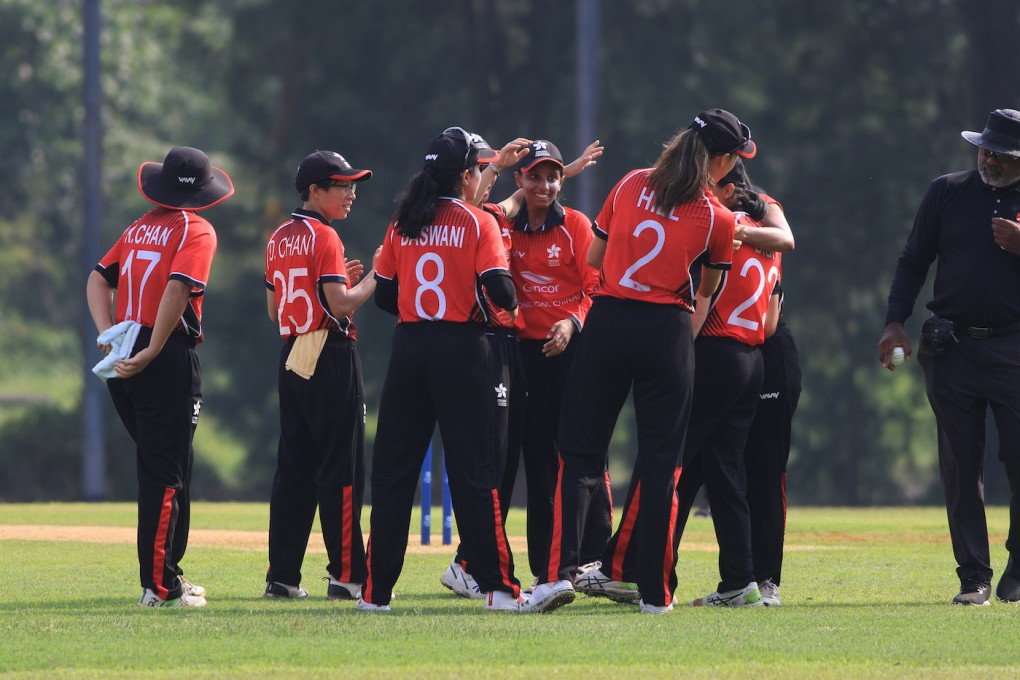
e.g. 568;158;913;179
524;589;575;614
577;587;641;604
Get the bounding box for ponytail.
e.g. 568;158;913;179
648;129;712;214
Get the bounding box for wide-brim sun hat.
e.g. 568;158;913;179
138;146;234;211
961;109;1020;158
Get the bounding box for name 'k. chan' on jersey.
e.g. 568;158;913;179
594;169;734;312
375;198;510;325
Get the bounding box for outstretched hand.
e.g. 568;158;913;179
563;140;604;179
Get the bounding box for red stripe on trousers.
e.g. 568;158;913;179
153;487;175;600
781;472;788;532
363;536;374;603
604;469;614;525
340;485;353;582
491;489;519;596
660;466;683;606
545;453;566;581
610;481;641;581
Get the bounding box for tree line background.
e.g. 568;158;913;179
2;0;1019;505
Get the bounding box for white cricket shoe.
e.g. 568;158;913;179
485;590;527;611
758;579;781;607
263;581;309;599
440;557;484;599
355;598;391;612
517;580;575;613
639;598;674;614
690;581;764;607
574;567;640;603
179;577;206;598
138;588;206;608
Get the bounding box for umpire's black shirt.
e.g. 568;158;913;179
886;169;1020;328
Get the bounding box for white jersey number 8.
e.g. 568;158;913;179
414;252;447;320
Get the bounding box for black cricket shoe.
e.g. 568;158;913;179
952;578;991;606
995;556;1020;603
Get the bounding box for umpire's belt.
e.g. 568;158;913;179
964;321;1020;338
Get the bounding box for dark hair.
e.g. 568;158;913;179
718;159;767;221
299;179;332;203
647;129;713;214
392;166;470;239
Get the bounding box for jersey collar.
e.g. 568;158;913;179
292;208;329;224
513;199;566;233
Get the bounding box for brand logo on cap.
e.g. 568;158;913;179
425;154;439;161
693;116;708;128
534;141;549;151
179;176;197;184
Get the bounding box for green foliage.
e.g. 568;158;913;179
1;0;1019;503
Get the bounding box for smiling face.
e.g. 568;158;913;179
306;180;357;221
516;161;563;211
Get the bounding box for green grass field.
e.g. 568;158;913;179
1;503;1017;679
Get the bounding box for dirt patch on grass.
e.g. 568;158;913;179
0;524;839;553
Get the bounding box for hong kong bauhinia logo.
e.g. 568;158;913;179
495;383;508;407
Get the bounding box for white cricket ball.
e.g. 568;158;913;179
890;346;905;366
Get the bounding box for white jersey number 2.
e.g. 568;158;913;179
618;219;665;292
727;259;779;331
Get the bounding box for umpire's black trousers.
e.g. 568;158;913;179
108;328;200;601
920;331;1020;583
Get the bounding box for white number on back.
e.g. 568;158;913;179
273;268;313;335
414;253;447;320
618;219;665;292
122;249;161;321
727;260;780;330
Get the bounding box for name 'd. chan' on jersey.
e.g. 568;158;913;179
266;233;313;261
400;224;466;248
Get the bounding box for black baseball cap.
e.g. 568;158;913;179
688;109;757;158
424;127;496;173
515;140;564;173
469;132;499;162
295;150;372;193
138;146;235;211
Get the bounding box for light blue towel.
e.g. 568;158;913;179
92;321;142;380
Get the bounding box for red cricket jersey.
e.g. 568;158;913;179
265;209;356;340
594;169;734;311
480;204;515;329
96;207;217;342
492;201;599;340
376;198;510;324
699;212;783;345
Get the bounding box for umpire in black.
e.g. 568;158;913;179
879;108;1020;605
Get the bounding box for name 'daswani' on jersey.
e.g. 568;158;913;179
400;224;466;248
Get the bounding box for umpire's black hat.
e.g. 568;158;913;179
138;146;234;211
962;109;1020;158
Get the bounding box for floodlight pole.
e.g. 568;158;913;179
81;0;106;500
575;0;600;218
